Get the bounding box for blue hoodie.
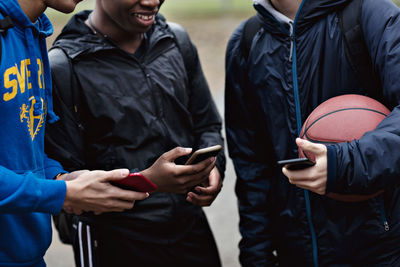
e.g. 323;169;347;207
0;0;67;266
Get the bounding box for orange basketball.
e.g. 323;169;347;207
299;94;390;202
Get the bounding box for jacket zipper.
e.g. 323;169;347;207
380;195;390;231
289;22;294;62
141;44;178;140
139;64;161;117
138;34;176;118
255;2;318;264
290;1;319;266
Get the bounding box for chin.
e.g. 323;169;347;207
47;0;81;14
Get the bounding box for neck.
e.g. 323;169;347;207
270;0;301;20
88;9;144;54
17;0;46;22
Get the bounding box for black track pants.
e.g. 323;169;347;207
71;214;221;267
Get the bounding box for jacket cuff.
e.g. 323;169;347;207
216;154;226;180
44;156;66;180
33;178;67;214
325;145;337;194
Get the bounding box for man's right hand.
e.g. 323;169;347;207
61;169;149;215
141;147;216;194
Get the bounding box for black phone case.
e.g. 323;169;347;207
277;158;315;170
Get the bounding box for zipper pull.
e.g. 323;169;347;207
384;221;390;231
380;196;390;231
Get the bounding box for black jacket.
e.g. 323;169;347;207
226;0;400;266
45;11;225;244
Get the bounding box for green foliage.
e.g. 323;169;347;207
45;0;95;27
45;0;254;23
162;0;254;18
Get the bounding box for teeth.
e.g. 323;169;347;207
135;14;154;21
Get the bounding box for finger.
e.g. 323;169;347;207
282;167;316;182
64;206;73;213
175;157;216;176
186;192;213;206
196;168;222;195
108;186;150;202
198;157;217;176
162;147;192;162
98;169;130;182
296;138;326;157
194;177;221;196
69;208;83;215
102;199;137;211
291;180;326;195
186;160;216;187
195;184;221;196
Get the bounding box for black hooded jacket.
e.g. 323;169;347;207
45;11;225;243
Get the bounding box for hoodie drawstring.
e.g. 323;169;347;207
24;26;59;123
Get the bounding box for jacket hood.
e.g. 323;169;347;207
0;0;53;37
0;0;57;122
52;10;171;59
52;10;102;58
255;0;351;34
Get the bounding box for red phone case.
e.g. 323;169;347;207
113;173;157;192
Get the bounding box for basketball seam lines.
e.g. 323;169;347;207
302;107;387;138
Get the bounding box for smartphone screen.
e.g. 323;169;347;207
277;158;315;170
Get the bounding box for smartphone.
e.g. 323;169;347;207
277;158;315;170
112;172;157;192
185;145;222;165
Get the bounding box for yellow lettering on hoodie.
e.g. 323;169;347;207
15;60;26;93
37;58;44;89
26;59;32;90
3;66;18;101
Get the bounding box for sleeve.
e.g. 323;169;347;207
186;36;226;178
225;22;278;266
0;166;66;214
326;0;400;195
44;153;67;179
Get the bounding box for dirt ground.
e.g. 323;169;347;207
44;13;254;267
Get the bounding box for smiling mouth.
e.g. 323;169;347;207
134;14;155;21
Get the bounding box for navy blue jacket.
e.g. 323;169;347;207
225;0;400;266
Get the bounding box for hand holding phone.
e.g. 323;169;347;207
185;145;222;165
112;172;157;192
277;158;315;170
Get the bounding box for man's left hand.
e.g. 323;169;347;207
186;167;222;207
282;138;328;195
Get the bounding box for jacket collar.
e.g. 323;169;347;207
254;0;351;35
52;10;172;59
253;0;293;26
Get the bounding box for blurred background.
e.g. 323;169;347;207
44;0;255;266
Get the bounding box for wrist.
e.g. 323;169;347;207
63;180;77;210
54;172;67;180
140;169;159;192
